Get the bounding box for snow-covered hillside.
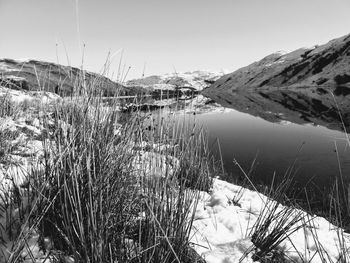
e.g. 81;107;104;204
126;71;223;91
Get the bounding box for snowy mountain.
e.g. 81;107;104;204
206;33;350;92
126;71;223;91
0;58;139;96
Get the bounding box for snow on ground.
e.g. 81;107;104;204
0;86;61;103
0;115;45;195
1;75;26;81
132;150;180;179
0;62;17;72
0;86;33;102
0;128;45;262
274;50;289;56
191;179;350;263
0;89;59;262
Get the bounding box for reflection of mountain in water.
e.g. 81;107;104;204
202;33;350;132
203;85;350;132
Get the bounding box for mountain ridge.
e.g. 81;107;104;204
0;58;140;96
126;71;223;91
205;33;350;93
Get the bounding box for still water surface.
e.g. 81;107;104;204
147;95;350;196
191;108;350;191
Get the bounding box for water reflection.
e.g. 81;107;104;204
156;91;350;195
203;86;350;132
132;89;350;196
191;107;349;191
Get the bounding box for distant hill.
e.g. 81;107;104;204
206;33;350;93
126;71;222;91
0;59;141;96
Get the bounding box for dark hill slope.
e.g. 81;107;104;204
0;59;140;96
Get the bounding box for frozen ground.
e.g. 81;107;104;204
0;86;61;103
0;87;59;262
192;179;350;263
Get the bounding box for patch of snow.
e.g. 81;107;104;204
192;179;350;263
265;59;286;67
153;83;177;90
31;91;61;103
0;113;48;263
2;75;26;81
273;50;289;56
279;120;292;125
0;87;60;103
0;87;34;102
0;62;16;72
13;58;32;63
302;45;318;51
0;117;44;194
132;151;179;178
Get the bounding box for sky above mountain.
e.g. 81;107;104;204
0;0;350;80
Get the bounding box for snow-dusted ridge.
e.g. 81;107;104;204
126;70;224;91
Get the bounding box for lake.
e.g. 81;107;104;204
190;106;349;189
150;92;350;202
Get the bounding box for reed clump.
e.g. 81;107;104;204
0;79;214;262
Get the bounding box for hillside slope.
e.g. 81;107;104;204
206;34;350;92
0;59;139;96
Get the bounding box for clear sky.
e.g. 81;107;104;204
1;0;350;80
